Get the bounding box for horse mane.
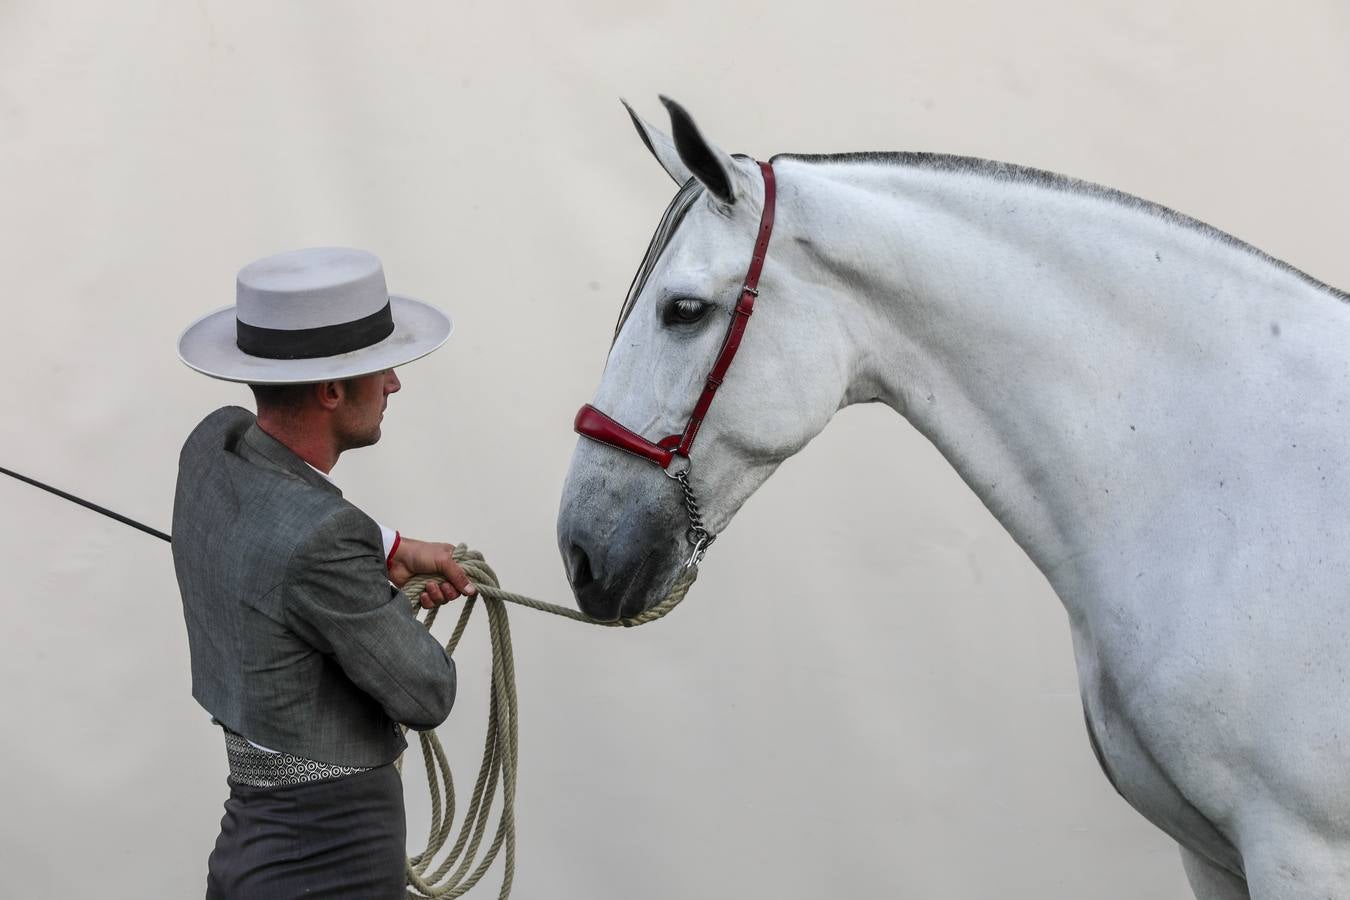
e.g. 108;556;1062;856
773;151;1350;304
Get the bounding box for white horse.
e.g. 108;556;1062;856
555;96;1350;899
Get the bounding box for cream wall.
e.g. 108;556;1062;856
2;2;1348;897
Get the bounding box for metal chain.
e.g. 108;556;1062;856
665;461;715;568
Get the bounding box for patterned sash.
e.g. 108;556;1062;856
222;727;373;788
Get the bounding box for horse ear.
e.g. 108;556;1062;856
622;99;693;188
659;96;738;206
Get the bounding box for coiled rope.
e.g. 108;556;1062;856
395;545;698;899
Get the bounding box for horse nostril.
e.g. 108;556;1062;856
569;544;595;590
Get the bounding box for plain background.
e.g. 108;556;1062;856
3;2;1349;897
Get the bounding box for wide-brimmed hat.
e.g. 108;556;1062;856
177;246;453;384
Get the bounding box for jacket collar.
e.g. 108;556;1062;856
240;418;343;498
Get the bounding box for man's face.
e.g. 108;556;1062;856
334;368;401;451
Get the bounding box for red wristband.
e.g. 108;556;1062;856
386;531;401;570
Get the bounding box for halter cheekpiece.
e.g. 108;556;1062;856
574;160;778;566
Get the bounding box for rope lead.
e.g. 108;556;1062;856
397;545;697;898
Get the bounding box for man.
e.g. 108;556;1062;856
173;246;473;898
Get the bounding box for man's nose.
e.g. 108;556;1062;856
386;370;401;394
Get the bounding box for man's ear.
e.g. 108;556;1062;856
315;379;343;411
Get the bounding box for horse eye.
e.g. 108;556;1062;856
663;298;710;326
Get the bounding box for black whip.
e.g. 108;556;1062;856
0;465;171;543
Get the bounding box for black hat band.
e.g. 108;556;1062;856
236;302;395;360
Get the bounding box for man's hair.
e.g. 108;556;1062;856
248;382;315;412
248;378;363;414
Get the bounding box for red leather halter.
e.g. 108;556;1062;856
574;160;777;472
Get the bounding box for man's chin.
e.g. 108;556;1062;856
340;428;382;452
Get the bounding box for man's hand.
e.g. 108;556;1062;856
388;537;478;609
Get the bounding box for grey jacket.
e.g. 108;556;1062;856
171;406;456;768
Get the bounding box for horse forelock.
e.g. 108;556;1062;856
612;178;707;346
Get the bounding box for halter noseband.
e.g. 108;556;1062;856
573;160;778;566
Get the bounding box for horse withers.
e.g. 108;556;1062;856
557;96;1350;899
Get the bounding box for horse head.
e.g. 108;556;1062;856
556;98;862;620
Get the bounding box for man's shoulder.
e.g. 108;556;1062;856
172;407;377;568
179;405;254;463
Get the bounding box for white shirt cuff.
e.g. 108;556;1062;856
377;523;397;563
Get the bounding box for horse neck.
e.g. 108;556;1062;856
781;157;1349;612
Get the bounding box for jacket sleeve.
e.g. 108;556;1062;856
283;504;456;731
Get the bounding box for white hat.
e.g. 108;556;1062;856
177;246;453;384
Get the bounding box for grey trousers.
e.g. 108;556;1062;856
205;764;406;899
